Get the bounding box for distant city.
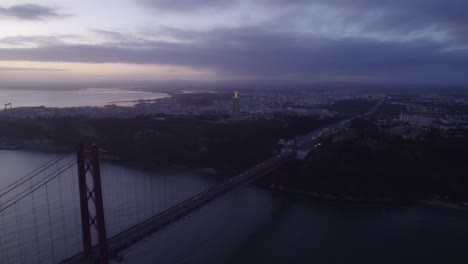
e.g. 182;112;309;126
1;87;466;130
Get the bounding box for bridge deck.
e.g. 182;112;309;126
61;153;294;264
62;100;384;263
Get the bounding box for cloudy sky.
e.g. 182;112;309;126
0;0;467;85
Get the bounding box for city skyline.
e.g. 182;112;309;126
0;0;467;86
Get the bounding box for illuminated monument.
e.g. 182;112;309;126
232;90;240;120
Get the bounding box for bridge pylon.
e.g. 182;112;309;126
76;144;109;264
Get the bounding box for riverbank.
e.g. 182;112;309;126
255;181;468;212
9;145;468;212
255;182;413;206
416;199;468;212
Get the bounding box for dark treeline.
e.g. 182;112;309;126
265;118;468;202
0;115;336;175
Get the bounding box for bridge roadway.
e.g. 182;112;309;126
63;99;385;263
62;151;296;264
296;98;384;151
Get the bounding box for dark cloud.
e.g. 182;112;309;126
265;0;468;44
91;29;129;41
0;35;74;46
140;0;468;44
338;0;467;41
0;28;467;84
138;0;234;12
0;4;68;20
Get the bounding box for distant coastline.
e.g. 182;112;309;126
0;88;170;108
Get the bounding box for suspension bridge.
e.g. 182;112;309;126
0;144;296;264
0;99;384;264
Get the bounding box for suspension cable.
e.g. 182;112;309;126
0;159;76;210
0;151;73;198
45;184;56;264
0;210;4;263
57;162;70;257
14;203;25;264
30;179;42;263
0;202;11;264
0;161;77;214
70;167;80;249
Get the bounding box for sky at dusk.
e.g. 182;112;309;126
0;0;467;85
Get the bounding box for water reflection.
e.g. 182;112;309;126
0;150;215;264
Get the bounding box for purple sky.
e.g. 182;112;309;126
0;0;467;86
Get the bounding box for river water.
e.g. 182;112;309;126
0;89;169;108
0;150;217;264
1;150;468;264
121;186;468;264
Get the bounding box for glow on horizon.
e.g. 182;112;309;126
0;0;255;83
0;61;216;82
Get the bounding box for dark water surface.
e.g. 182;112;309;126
0;150;214;264
0;89;169;107
120;182;468;264
1;150;468;264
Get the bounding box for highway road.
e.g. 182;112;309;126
295;98;384;150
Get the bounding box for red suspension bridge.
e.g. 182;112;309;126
0;144;295;264
0;100;382;264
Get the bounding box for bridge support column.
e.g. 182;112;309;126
76;144;109;264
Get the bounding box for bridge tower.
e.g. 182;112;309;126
76;144;109;264
232;90;240;120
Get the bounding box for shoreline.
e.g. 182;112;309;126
255;182;411;206
415;199;468;212
3;147;468;212
0;89;170;108
255;182;468;212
